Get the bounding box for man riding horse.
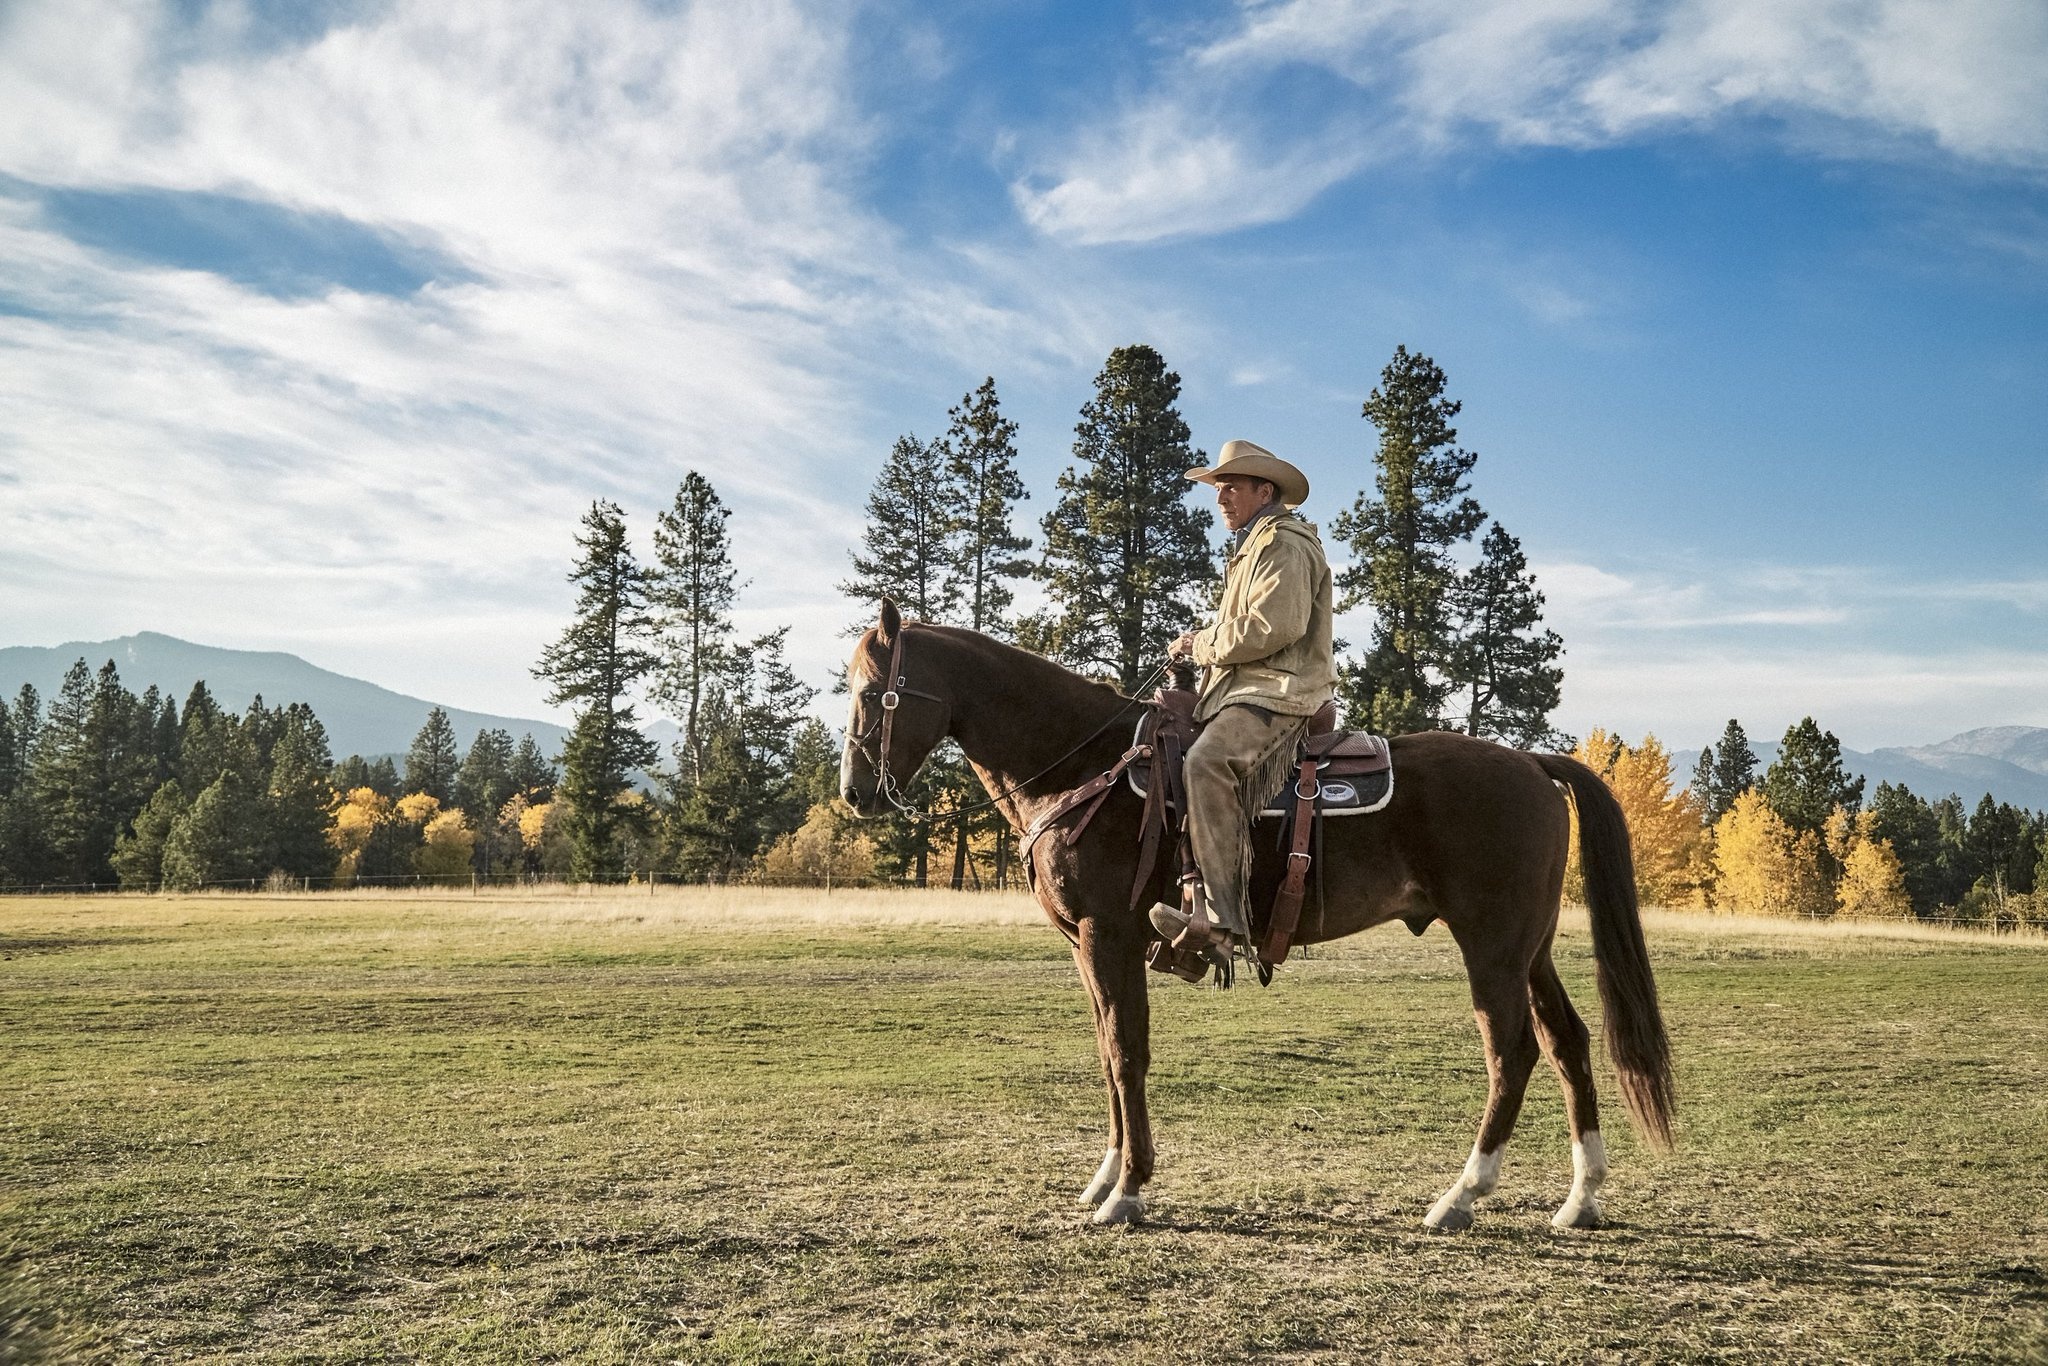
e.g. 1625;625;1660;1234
1155;439;1339;976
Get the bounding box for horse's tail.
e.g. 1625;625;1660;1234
1536;752;1676;1150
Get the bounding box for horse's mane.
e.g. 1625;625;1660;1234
856;621;1138;708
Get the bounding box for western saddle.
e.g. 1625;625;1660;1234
1020;679;1391;985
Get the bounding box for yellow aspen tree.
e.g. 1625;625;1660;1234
416;810;476;879
1830;808;1912;919
326;787;391;885
1712;791;1832;918
760;803;879;885
395;792;441;825
1563;728;1707;907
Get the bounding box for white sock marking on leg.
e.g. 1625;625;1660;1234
1553;1129;1607;1228
1426;1143;1504;1228
1078;1147;1120;1206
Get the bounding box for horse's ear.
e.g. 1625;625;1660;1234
878;597;901;644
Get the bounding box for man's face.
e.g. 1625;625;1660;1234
1213;474;1276;532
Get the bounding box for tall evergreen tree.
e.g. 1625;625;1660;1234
161;771;266;891
0;685;45;884
1761;716;1864;836
111;782;184;890
841;434;960;625
1443;522;1566;747
267;703;335;880
940;377;1032;636
1331;346;1488;734
533;500;660;881
1034;344;1216;690
454;729;516;821
0;697;15;803
1866;781;1942;916
662;630;816;880
651;471;740;782
508;733;557;803
331;754;401;798
176;681;227;795
404;708;460;802
1692;719;1759;824
31;660;149;885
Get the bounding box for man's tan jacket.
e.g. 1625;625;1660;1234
1189;511;1339;723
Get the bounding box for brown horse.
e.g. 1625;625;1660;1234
840;601;1674;1230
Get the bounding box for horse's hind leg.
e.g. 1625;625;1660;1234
1072;941;1124;1207
1426;953;1541;1233
1529;951;1607;1228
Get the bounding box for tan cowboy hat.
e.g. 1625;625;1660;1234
1185;439;1310;508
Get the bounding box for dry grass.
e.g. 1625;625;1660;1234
2;890;2044;1363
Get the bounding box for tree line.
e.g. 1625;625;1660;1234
0;661;560;890
1565;716;2048;929
3;340;1596;892
529;343;1571;887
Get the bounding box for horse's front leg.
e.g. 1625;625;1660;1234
1076;916;1152;1225
1072;940;1124;1208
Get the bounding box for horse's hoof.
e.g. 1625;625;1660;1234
1423;1202;1473;1233
1091;1191;1145;1226
1550;1198;1602;1229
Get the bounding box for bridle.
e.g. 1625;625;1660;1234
847;625;1175;824
848;625;951;817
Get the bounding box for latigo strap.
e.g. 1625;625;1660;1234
1258;756;1321;967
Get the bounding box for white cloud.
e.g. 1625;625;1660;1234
0;0;1141;718
1018;0;2048;244
1012;101;1371;245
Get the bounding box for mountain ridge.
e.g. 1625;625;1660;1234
0;631;588;762
1672;726;2048;813
5;632;2044;809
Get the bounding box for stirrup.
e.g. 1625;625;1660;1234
1146;937;1210;983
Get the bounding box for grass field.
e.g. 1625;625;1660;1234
2;888;2044;1363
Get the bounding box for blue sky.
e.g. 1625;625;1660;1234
0;0;2043;749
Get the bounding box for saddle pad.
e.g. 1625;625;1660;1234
1126;719;1395;817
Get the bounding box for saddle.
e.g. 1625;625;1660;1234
1018;682;1395;986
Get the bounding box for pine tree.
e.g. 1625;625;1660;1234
176;682;227;794
112;781;184;890
1035;344;1216;690
1444;522;1565;747
404;708;460;802
1692;719;1759;824
160;771;266;891
651;471;740;781
1331;346;1487;734
941;377;1032;636
31;660;149;885
454;728;516;876
454;729;515;820
533;500;661;881
841;434;960;625
0;685;44;884
331;754;401;799
788;719;840;813
509;733;557;803
662;630;816;880
1866;781;1940;916
1761;717;1864;837
267;704;335;880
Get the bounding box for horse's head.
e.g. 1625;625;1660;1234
840;598;954;817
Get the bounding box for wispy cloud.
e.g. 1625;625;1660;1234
1519;558;2048;745
0;0;1142;715
1016;0;2048;245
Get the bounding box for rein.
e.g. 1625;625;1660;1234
851;627;1173;826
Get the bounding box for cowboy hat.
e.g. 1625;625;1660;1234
1185;439;1309;508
